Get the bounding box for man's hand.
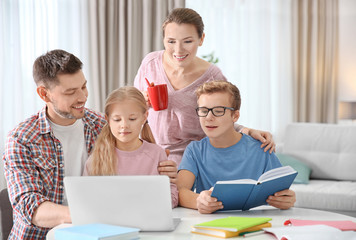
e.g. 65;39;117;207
248;129;276;153
196;188;223;214
266;189;296;210
158;149;177;184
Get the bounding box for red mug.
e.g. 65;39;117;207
147;84;168;111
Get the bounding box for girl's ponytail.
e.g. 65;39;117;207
141;121;156;144
88;124;117;176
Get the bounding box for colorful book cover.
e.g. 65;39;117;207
284;219;356;231
211;166;297;210
193;216;272;232
55;223;140;240
192;222;272;238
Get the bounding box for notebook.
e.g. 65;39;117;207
64;175;180;231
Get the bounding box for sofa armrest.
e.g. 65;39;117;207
276;142;284;153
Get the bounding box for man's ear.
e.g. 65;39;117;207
233;110;240;122
36;86;50;102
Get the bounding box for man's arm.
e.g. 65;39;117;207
3;135;70;228
32;202;71;228
177;170;222;214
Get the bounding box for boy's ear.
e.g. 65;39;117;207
233;110;240;122
36;86;50;102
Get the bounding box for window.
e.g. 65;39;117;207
186;0;293;140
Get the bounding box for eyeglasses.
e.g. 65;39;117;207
196;106;235;117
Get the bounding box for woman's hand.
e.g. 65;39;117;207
141;90;152;107
196;188;223;214
247;128;276;153
266;189;296;210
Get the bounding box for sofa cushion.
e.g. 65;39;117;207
290;180;356;212
276;153;312;184
283;123;356;181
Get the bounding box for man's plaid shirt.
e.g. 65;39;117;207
3;106;106;239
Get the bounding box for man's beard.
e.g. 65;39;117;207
52;103;83;120
53;107;76;119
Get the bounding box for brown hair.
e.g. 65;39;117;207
162;8;204;38
88;86;156;176
196;80;241;110
33;49;82;89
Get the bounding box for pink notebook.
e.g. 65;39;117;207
284;219;356;231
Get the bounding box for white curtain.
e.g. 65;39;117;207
186;0;294;142
0;0;184;190
86;0;184;111
292;0;339;123
0;0;90;190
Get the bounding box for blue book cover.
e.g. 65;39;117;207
211;166;297;211
55;223;140;240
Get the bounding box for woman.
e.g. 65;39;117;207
134;8;275;168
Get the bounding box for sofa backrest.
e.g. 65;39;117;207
283;123;356;181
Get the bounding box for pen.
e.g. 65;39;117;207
243;230;264;238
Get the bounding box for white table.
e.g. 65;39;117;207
47;206;356;239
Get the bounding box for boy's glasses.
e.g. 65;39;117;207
196;106;235;117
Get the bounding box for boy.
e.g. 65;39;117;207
177;81;296;214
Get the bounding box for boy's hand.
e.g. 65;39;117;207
248;129;276;153
196;188;223;214
158;150;177;184
266;189;296;209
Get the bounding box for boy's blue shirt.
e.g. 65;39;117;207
178;134;282;193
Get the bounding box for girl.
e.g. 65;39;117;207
83;86;178;207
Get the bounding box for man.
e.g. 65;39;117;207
2;49;177;239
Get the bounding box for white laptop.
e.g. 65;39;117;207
64;175;180;231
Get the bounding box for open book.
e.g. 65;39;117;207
211;166;297;211
263;225;355;240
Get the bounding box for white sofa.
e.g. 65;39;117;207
278;123;356;217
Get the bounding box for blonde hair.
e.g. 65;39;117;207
196;80;241;111
88;86;156;176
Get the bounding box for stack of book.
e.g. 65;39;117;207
191;216;272;238
55;223;140;240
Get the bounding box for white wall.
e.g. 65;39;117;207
339;0;356;102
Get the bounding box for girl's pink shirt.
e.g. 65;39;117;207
83;140;178;208
134;50;243;165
